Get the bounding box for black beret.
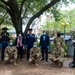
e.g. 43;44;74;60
2;27;9;30
28;28;33;31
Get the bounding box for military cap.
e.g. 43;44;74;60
2;27;9;30
28;28;33;31
43;30;46;33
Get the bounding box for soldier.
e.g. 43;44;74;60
25;28;36;60
50;45;65;66
71;30;75;40
0;27;10;61
4;40;18;66
53;32;65;48
29;42;41;67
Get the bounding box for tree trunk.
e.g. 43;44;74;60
11;16;22;35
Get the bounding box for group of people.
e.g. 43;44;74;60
0;27;65;67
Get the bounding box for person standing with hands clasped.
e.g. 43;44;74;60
15;31;24;60
25;28;36;60
0;27;10;61
40;31;50;62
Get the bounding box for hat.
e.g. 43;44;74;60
28;28;33;31
2;27;9;30
43;31;46;33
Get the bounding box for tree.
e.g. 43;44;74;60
0;0;75;35
0;0;60;35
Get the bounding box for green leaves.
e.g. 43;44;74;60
51;9;62;21
40;8;75;34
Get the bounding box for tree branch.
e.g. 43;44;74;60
0;3;9;11
0;3;15;24
0;0;9;7
0;13;8;25
0;19;4;26
22;1;30;19
20;0;27;15
8;0;19;13
24;0;60;35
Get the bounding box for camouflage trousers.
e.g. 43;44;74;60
29;54;40;64
50;57;64;66
4;52;18;61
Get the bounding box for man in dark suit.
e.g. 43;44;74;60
0;27;10;61
25;28;36;60
40;31;50;62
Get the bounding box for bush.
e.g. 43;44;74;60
37;42;40;47
63;44;67;55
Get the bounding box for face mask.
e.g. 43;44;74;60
10;42;13;45
33;45;37;47
43;32;46;35
19;34;21;37
4;30;7;33
57;33;60;37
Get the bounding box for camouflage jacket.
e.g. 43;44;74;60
30;47;41;58
52;47;64;59
54;37;65;48
5;46;18;56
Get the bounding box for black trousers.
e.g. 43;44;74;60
27;46;32;60
41;47;48;61
1;42;8;61
17;46;23;59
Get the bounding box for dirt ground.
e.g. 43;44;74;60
0;57;75;75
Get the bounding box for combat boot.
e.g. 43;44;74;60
14;60;17;66
35;63;39;67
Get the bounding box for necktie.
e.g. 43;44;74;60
43;35;45;40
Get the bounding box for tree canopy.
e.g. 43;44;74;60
0;0;75;35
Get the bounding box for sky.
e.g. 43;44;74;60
61;3;75;10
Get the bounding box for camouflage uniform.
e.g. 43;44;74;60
71;31;75;40
54;37;65;48
4;46;18;65
50;46;64;66
29;47;41;66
